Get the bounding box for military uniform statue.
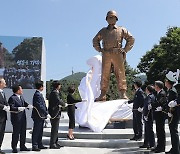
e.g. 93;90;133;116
93;10;135;101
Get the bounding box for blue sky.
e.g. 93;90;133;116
0;0;180;80
0;36;26;52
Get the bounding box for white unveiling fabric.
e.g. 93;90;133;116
75;55;133;132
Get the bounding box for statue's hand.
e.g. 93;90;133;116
120;48;126;59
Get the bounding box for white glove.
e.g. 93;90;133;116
148;104;152;110
47;114;51;119
65;103;68;107
18;107;26;112
137;107;143;112
155;106;162;112
27;104;33;109
168;100;177;108
168;112;173;117
3;106;10;112
144;116;148;121
58;105;62;108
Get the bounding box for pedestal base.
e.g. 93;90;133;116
105;119;133;129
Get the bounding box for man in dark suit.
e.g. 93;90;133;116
0;78;10;154
31;81;50;151
152;81;167;153
128;80;146;141
8;84;32;153
139;85;155;149
165;74;179;154
48;81;66;149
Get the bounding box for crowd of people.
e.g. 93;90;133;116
128;71;180;154
0;69;180;154
3;66;40;89
0;79;80;153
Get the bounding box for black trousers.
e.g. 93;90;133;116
11;116;27;149
32;119;44;148
168;110;180;154
144;117;155;147
50;118;60;146
67;107;75;129
155;115;166;150
133;110;142;138
0;120;6;148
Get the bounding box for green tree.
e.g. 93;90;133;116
137;27;180;83
0;42;14;68
46;78;82;111
12;37;42;63
107;61;138;100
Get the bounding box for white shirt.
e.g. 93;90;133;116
15;94;21;100
157;89;162;94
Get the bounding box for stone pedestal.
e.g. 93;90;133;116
105;119;133;129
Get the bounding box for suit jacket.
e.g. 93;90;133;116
143;93;155;119
0;92;8;122
152;89;167;120
177;92;180;114
67;93;81;113
128;88;146;109
8;94;29;124
165;87;177;113
48;90;65;118
31;90;48;120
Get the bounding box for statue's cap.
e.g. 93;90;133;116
106;10;118;21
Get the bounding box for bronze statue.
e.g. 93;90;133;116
93;10;135;101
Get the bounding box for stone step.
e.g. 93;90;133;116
26;135;172;149
26;122;174;149
40;123;173;140
42;129;173;140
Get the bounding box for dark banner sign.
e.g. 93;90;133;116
0;36;43;89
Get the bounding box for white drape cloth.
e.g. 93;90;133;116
75;55;133;132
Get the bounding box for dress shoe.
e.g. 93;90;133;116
39;146;48;149
130;136;137;140
154;149;165;153
12;149;18;153
147;146;155;150
20;146;30;151
67;135;74;140
32;147;41;151
135;137;142;141
50;144;60;149
139;145;148;148
151;147;158;151
0;150;5;154
56;143;64;148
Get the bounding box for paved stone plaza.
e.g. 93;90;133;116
1;112;173;154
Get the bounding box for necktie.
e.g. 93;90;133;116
20;96;24;106
1;91;4;98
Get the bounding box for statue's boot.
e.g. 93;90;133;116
119;90;128;99
95;90;106;102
